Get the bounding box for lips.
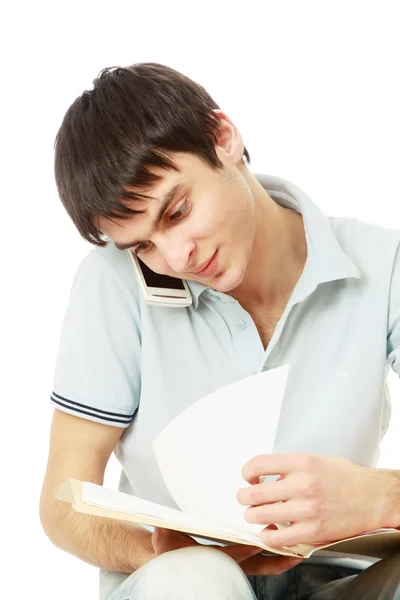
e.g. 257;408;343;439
191;249;219;278
192;253;215;273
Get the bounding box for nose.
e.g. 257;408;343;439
156;234;196;274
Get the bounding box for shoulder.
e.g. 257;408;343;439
329;215;400;275
72;243;141;307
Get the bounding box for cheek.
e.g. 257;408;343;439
197;206;225;237
143;253;173;276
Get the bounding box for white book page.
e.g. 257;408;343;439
81;481;265;545
153;365;289;536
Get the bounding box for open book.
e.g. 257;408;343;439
57;366;400;559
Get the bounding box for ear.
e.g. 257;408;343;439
211;109;245;165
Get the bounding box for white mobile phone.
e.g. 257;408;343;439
126;250;192;307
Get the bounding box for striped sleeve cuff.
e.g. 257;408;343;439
50;392;135;427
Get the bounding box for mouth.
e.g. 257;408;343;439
191;249;219;278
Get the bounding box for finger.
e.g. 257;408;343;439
153;527;194;541
241;554;304;576
237;477;293;506
241;453;301;483
260;521;314;548
244;499;308;525
217;543;264;564
151;527;198;553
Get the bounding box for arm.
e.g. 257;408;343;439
368;468;400;530
39;409;156;574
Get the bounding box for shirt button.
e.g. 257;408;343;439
236;320;246;331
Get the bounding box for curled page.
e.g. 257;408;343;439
153;365;289;536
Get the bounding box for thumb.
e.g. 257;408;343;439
217;543;263;564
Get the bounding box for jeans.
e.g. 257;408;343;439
99;546;400;600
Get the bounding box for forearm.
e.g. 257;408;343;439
369;467;400;530
40;498;155;574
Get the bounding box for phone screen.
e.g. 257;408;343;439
139;258;186;290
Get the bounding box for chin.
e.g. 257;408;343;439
211;268;246;294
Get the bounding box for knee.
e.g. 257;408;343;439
155;545;240;569
144;545;245;579
129;546;254;599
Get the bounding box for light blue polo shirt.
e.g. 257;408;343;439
50;173;400;515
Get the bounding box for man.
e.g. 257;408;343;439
40;62;400;599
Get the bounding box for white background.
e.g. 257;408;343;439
2;1;399;597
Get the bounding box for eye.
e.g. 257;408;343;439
133;241;153;255
169;198;190;222
133;198;190;255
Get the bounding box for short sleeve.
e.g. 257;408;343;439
50;248;141;428
387;242;400;377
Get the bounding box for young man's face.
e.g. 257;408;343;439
99;149;256;294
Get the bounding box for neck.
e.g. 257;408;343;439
228;176;307;309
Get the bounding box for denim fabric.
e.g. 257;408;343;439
247;563;357;600
99;547;400;600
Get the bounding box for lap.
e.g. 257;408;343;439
248;563;358;600
305;552;400;600
99;546;257;600
99;547;400;600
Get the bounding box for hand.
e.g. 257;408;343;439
237;452;391;549
151;526;304;575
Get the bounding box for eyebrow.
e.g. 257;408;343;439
114;182;185;251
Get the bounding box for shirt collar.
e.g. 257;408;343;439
187;173;360;309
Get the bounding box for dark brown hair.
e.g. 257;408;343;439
54;62;251;246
